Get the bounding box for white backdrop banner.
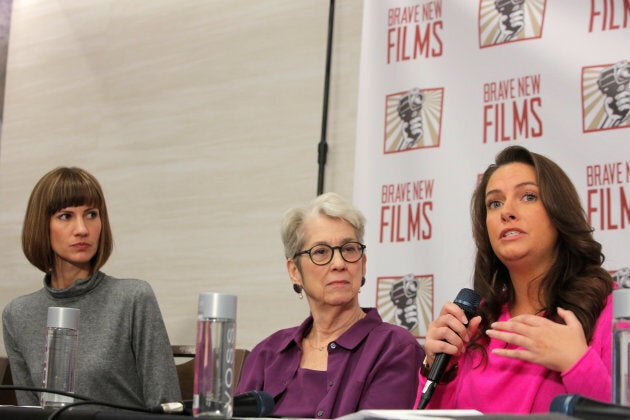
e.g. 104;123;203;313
353;0;630;340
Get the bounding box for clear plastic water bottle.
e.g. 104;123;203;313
613;289;630;406
193;293;237;418
41;307;80;409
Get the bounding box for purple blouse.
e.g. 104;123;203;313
236;308;424;418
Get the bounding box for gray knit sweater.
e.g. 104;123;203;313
2;271;181;409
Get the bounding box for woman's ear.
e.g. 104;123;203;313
362;254;367;276
287;258;302;283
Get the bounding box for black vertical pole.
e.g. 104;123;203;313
317;0;335;196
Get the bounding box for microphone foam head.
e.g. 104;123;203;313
256;391;275;417
454;288;481;315
549;394;580;414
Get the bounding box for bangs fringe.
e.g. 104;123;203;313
46;170;102;215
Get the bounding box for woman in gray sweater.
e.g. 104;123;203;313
2;167;181;409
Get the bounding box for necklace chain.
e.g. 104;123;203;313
306;309;366;352
308;339;326;351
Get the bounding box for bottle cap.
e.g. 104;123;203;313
47;307;80;330
613;289;630;319
198;293;237;320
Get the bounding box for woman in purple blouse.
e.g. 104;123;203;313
236;192;424;418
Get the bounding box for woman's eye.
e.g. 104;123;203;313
523;192;537;202
342;244;358;253
487;200;501;209
313;248;328;256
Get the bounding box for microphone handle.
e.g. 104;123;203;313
416;329;457;409
417;288;480;410
416;345;455;409
426;352;450;382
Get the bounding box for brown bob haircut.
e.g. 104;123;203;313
22;167;113;274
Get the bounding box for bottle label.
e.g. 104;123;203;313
193;319;236;418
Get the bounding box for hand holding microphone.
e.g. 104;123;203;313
417;288;481;409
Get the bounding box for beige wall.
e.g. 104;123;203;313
0;0;363;355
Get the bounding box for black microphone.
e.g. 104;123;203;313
233;390;275;417
417;288;480;410
550;394;630;419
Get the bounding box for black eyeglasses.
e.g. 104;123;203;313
293;241;366;266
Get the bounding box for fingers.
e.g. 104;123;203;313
486;317;540;363
485;325;530;349
436;303;473;340
556;307;577;324
485;309;589;372
425;303;478;359
467;315;482;338
492;308;577;330
437;301;470;325
485;314;551;350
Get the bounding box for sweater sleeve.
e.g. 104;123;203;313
561;294;613;403
562;346;610;401
130;281;182;407
2;302;40;406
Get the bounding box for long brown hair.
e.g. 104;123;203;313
470;146;612;353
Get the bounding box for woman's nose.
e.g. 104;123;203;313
330;248;346;267
501;201;517;222
74;218;89;235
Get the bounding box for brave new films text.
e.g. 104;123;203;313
387;0;443;63
589;0;630;32
483;73;543;143
380;179;433;243
586;161;630;231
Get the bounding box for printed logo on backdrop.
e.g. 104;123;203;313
482;73;543;143
613;267;630;288
582;60;630;132
376;273;433;338
387;1;443;64
385;88;444;153
585;160;630;231
478;0;546;48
